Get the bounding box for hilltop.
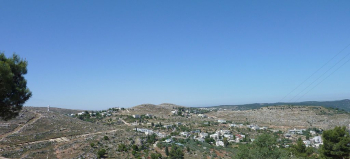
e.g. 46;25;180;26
206;99;350;111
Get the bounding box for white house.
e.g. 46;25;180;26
199;132;208;138
180;132;189;137
260;127;267;130
210;133;219;140
310;130;316;136
165;138;173;143
223;134;234;139
171;110;178;115
216;141;225;147
163;125;172;129
132;114;140;118
198;114;207;118
218;119;226;123
145;131;154;135
312;136;322;143
303;140;311;147
220;130;231;134
289;128;303;134
252;126;260;131
229;124;237;127
196;138;205;142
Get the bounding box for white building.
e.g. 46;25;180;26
218;119;226;123
229;124;237;127
163;125;172;129
303;140;311;147
180;132;189;137
252;126;260;131
198;114;207;118
310;130;316;136
165;138;173;143
199;133;208;138
312;136;322;143
223;134;234;139
220;130;231;134
196;138;205;142
210;133;219;140
216;141;225;147
132;114;140;118
289;128;303;134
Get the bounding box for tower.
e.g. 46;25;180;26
48;105;50;112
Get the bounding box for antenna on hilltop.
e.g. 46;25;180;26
48;105;50;112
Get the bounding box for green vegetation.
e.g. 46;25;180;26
236;133;288;159
150;153;162;159
169;144;184;159
97;149;106;158
320;126;350;158
165;146;169;156
290;137;315;158
0;53;32;120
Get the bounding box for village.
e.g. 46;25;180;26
72;105;327;150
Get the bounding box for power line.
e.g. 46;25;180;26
295;53;350;101
289;51;350;102
278;42;350;102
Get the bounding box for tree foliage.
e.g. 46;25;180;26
169;144;184;159
150;152;162;159
320;126;350;159
0;53;32;120
235;133;288;159
97;149;106;158
165;146;169;156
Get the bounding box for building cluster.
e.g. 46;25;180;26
133;128;166;138
304;136;323;148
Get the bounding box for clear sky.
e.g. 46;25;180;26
1;0;350;110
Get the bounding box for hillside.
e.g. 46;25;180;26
206;99;350;111
206;105;350;130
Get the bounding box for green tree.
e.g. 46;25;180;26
97;149;106;158
291;137;307;157
165;146;169;156
132;145;139;151
169;145;184;159
0;53;32;120
236;133;288;159
90;143;95;147
223;137;229;147
118;143;127;152
104;136;109;140
320;126;350;159
150;153;162;159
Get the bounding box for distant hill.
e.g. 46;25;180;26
206;99;350;111
24;106;85;114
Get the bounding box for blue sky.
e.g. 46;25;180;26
1;0;350;110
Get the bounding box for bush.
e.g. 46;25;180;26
97;149;106;158
151;153;162;159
